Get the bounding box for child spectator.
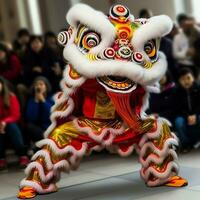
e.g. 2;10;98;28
0;77;29;170
23;36;46;86
149;71;176;123
174;68;200;152
25;76;53;144
0;43;22;83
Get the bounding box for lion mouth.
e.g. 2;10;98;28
97;76;137;93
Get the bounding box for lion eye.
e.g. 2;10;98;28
144;40;157;62
75;25;101;53
83;32;100;49
144;41;154;54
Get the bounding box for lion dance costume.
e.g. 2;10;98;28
18;4;187;199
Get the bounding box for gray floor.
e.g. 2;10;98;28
1;150;200;200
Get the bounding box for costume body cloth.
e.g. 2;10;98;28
20;79;181;193
18;3;187;198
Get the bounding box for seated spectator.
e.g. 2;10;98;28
174;68;200;152
22;36;46;86
25;76;53;144
43;31;64;92
149;71;176;123
0;77;29;171
13;28;30;60
0;43;22;83
173;14;199;67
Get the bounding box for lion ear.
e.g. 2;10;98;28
66;3;116;54
57;27;73;46
131;15;173;52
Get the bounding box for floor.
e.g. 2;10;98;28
1;149;200;200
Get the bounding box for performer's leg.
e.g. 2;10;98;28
136;118;188;187
174;117;190;149
18;121;88;199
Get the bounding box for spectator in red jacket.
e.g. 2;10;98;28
0;43;22;83
0;76;29;170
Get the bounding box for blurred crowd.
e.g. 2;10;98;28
0;9;200;171
141;9;200;153
0;29;64;170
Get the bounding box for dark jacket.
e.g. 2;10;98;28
22;49;47;86
160;37;178;80
25;97;53;129
43;47;64;92
174;82;200;117
149;83;176;122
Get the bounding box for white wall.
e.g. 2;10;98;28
41;0;180;34
81;0;177;19
0;0;21;41
0;0;192;41
39;0;71;34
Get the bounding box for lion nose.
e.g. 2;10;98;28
116;46;132;60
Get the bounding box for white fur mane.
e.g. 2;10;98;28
64;4;173;86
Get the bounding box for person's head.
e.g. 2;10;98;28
178;67;195;89
159;71;173;86
44;31;57;49
32;76;51;96
17;28;30;45
0;76;10;108
0;43;8;62
29;35;43;53
138;9;153;18
177;13;193;34
168;23;179;39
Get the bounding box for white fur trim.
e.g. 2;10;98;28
132;15;173;52
137;117;179;186
31;150;53;170
66;3;115;54
54;160;70;173
20;179;57;194
92;145;104;152
141;161;179;182
86;145;105;156
139;138;178;158
36;139;87;156
144;82;160;93
60;79;74;96
64;43;167;86
73;118;125;145
138;118;175;147
146;172;177;187
25;162;54;183
139;149;178;168
44;97;74;138
63;64;86;88
117;145;134;157
50;96;74;119
68;155;82;170
140;92;149;119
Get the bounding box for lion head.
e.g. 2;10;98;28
58;4;172;94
